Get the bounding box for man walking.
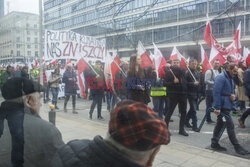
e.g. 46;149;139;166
205;59;220;123
164;58;188;136
211;63;249;155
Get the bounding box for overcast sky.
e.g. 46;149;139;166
6;0;39;14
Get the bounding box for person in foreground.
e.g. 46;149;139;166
51;100;170;167
0;77;64;167
211;63;249;155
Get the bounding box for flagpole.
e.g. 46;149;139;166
113;59;126;77
187;66;197;82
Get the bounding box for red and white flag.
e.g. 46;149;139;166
170;46;187;69
77;58;89;99
65;59;72;69
153;43;166;78
111;53;121;85
200;45;211;74
104;52;114;92
243;47;250;62
51;59;58;66
137;41;152;68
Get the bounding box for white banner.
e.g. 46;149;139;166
44;30;106;63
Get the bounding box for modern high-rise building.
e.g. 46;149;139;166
43;0;250;57
0;12;40;63
0;0;4;17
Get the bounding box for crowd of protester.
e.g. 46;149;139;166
0;52;250;166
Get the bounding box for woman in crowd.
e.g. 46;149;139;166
127;54;151;105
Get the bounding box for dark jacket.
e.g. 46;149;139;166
50;136;143;167
213;70;235;110
164;66;187;96
62;69;78;96
114;70;127;99
185;68;200;98
243;66;250;97
0;104;64;167
86;67;106;95
127;68;153;104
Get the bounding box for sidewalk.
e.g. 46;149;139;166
40;110;250;167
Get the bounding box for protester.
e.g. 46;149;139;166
204;59;220;124
185;59;200;132
88;60;106;120
235;61;248;113
43;67;50;103
238;56;250;128
0;65;14;89
14;66;22;77
62;63;78;114
21;66;29;79
211;63;249;155
50;100;170;167
114;61;128;100
164;58;188;136
0;77;64;167
127;54;151;105
49;68;61;109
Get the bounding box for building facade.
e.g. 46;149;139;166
0;0;4;17
0;12;40;63
43;0;250;57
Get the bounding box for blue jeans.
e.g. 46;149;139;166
43;84;50;101
51;87;59;105
205;90;213;122
0;108;24;167
152;97;165;119
186;97;198;128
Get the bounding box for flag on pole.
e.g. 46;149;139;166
77;58;89;99
111;54;121;85
200;45;211;74
153;43;166;78
137;41;152;68
65;59;72;69
170;46;187;69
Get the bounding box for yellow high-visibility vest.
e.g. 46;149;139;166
150;87;167;97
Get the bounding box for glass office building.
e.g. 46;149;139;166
44;0;250;57
0;0;4;17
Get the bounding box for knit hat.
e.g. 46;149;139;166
1;77;45;100
109;100;170;151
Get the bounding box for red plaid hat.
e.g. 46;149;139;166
109;100;170;151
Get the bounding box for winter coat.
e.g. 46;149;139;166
114;70;127;99
50;135;144;167
244;66;250;97
62;70;78;96
236;68;248;101
49;73;61;88
164;66;187;96
185;68;200;99
213;70;235;110
127;68;152;104
0;104;64;167
86;67;106;95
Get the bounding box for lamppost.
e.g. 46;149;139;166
39;0;43;85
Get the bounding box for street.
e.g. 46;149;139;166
43;96;250;160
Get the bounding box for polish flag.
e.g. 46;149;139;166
77;58;89;99
200;45;211;74
65;59;72;69
225;22;242;63
137;41;152;68
51;59;58;66
111;54;121;85
34;60;40;69
170;46;187;69
209;45;226;65
243;47;250;62
153;43;166;78
104;52;115;92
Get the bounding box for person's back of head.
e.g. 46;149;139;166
106;100;170;166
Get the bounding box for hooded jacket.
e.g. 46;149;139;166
50;136;144;167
